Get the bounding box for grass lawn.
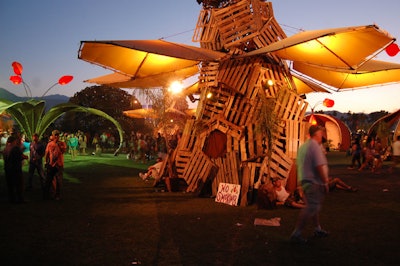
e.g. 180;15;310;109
0;151;399;265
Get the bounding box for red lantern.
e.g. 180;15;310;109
309;114;317;125
12;61;23;75
58;75;73;85
386;43;399;57
323;98;334;108
9;75;22;85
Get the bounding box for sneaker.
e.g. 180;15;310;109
314;229;329;238
290;234;307;244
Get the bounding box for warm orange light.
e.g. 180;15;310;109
168;81;183;94
10;75;22;85
12;61;23;75
58;75;73;85
323;98;335;108
309;114;317;125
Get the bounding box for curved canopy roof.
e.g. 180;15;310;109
78;25;399;93
78;40;225;88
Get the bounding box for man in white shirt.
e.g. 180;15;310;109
139;157;163;182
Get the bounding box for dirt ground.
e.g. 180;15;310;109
0;152;399;265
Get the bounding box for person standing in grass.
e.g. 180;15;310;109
27;133;46;191
3;135;28;203
44;130;66;200
67;133;79;160
290;125;330;244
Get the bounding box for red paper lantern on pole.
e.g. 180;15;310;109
9;75;22;85
386;43;399;57
58;75;73;85
12;61;23;75
323;98;335;108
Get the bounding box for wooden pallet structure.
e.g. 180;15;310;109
168;0;310;205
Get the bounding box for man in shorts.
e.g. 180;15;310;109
290;125;330;244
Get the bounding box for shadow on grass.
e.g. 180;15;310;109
0;152;399;265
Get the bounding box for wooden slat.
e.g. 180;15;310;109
183;148;217;193
214;0;261;49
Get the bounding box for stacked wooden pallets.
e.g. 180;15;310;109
167;0;310;205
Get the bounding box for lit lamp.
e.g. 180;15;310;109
9;61;73;98
309;98;335;125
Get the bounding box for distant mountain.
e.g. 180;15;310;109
0;87;69;110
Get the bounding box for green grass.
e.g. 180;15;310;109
0;151;399;265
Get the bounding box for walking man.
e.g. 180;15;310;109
290;125;330;244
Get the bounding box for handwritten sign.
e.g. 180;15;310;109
215;182;241;206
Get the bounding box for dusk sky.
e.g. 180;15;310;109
1;0;399;113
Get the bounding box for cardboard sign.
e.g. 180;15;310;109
215;182;241;206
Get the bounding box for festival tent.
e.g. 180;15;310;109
368;109;400;141
304;113;351;151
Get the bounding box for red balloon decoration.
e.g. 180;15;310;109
58;75;73;85
385;43;399;57
9;75;22;85
323;98;335;108
12;61;23;75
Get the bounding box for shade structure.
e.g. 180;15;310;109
292;74;330;94
293;60;400;90
84;66;199;88
123;108;158;119
242;25;395;70
78;40;225;88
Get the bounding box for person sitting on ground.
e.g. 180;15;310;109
389;135;400;173
272;179;306;209
139;157;163;183
328;177;358;192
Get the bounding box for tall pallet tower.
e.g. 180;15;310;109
169;0;309;205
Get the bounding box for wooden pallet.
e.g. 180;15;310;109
182;148;218;193
283;120;309;159
259;143;294;181
240;161;262;206
274;87;308;122
211;151;240;195
199;115;244;140
214;0;262;49
199;62;220;89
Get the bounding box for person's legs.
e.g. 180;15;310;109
291;184;326;240
27;162;35;189
15;173;25;203
44;166;56;199
54;168;63;200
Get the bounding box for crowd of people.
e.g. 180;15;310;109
0;127;184;202
348;134;399;174
0;128;122;203
2;130;66;203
